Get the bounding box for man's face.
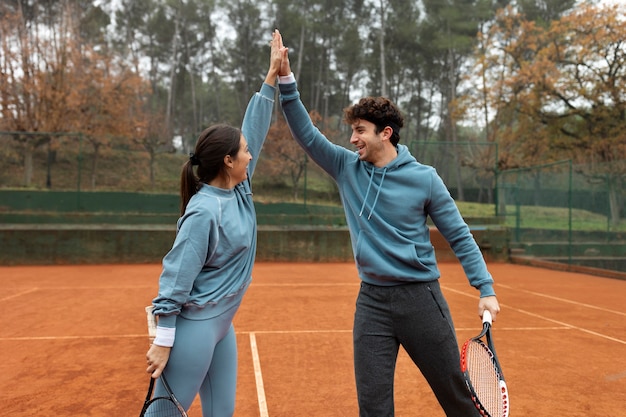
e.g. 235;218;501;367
349;119;386;165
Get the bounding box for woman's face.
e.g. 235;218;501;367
230;134;252;184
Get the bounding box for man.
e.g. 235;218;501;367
274;32;500;416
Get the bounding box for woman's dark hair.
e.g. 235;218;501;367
343;96;404;146
180;124;241;215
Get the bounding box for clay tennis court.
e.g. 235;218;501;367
1;261;625;416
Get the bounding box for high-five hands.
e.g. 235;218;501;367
266;29;289;84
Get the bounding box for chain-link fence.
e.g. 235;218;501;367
0;131;344;225
2;133;501;202
497;160;626;271
0;131;186;193
0;131;84;191
409;141;499;211
3;132;625;272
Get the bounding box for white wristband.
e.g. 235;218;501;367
278;72;295;84
153;326;175;347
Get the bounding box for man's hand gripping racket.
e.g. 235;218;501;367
460;310;510;417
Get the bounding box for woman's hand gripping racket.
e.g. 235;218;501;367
138;374;188;417
140;306;187;417
460;310;510;417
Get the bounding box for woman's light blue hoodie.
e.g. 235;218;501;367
152;83;275;329
279;81;495;297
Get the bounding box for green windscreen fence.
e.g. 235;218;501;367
1;133;501;224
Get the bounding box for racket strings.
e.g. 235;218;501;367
143;397;184;417
465;340;504;417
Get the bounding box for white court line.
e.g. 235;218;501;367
29;286;151;290
239;329;352;335
497;284;626;316
252;283;356;287
456;326;570;332
1;334;149;341
0;288;39;302
504;306;626;345
1;327;570;342
237;327;567;334
606;371;626;381
443;286;626;345
249;333;269;417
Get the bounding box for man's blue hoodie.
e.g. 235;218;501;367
279;80;495;297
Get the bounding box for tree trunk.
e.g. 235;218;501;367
379;0;387;97
295;25;305;82
182;31;198;135
448;48;464;201
165;12;181;137
90;142;100;189
150;148;156;189
23;143;34;187
608;176;623;227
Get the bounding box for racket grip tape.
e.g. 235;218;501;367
145;305;157;341
482;310;492;325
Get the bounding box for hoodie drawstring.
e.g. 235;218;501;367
358;167;387;220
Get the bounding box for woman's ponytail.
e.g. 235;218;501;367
179;159;198;216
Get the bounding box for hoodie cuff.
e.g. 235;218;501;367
259;82;277;100
278;72;295;84
479;284;496;298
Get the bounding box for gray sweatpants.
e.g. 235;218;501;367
155;304;240;417
353;280;481;417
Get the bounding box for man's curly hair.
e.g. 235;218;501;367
343;97;404;146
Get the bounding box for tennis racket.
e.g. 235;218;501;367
460;310;509;417
139;374;188;417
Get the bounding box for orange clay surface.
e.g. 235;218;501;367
1;261;625;416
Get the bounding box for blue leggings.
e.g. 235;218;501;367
155;306;239;417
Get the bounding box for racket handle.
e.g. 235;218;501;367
145;306;157;341
482;310;493;325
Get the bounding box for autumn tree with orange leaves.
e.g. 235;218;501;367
457;3;626;225
262;110;341;201
263;112;310;201
0;2;152;188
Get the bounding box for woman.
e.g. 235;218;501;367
144;30;285;416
